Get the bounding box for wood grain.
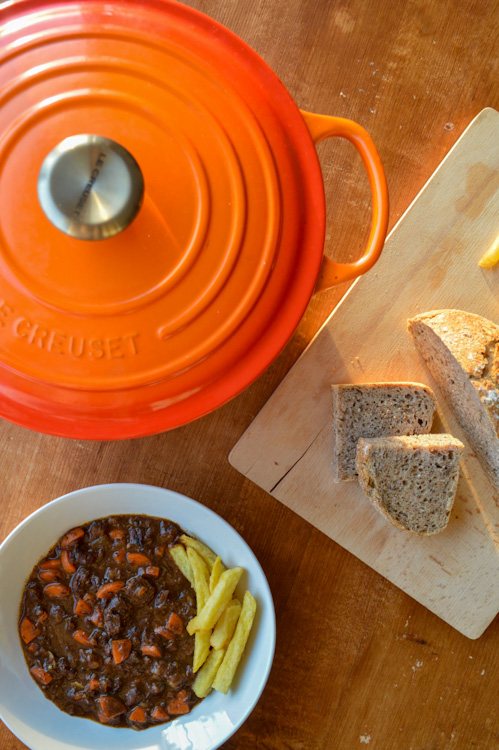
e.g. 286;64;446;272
1;0;499;748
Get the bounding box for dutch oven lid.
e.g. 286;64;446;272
0;0;326;439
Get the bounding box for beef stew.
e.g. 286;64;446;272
18;514;202;730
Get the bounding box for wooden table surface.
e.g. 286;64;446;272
1;1;498;749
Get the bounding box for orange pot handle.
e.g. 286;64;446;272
301;110;389;292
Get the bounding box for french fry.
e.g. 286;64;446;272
210;599;241;650
180;534;218;571
186;548;210;608
209;555;226;592
193;647;226;698
479;234;499;268
187;567;243;635
186;548;212;672
212;591;256;694
193;630;211;672
169;545;194;586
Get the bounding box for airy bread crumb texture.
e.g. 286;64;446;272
331;383;437;482
356;434;464;535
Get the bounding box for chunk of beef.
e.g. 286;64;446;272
92;546;106;564
57;656;74;676
37;647;56;672
124;575;155;605
165;663;184;691
87;520;107;541
159;520;179;544
145;679;164;695
123;682;144;707
30;602;46;621
128;518;156;546
103;610;121;637
103;566;122;582
64;615;78;634
49;604;66;623
89;628;106;647
103;594;131;637
175;589;196;618
78;648;100;670
25;582;43;604
154;590;170;609
72;544;96;566
70;566;92;596
62;647;78;669
66;686;91;711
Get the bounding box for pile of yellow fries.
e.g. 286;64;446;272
170;535;256;698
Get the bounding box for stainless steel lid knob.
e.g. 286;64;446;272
37;134;144;241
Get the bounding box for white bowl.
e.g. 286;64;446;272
0;483;275;750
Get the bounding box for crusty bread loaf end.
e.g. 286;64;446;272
408;309;499;492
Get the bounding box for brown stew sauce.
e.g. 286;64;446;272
18;514;202;730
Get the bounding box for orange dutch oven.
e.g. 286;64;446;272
0;0;389;439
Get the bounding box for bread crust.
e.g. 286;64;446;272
408;309;499;491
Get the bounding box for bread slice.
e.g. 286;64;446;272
356;434;464;535
331;383;437;481
408;309;499;492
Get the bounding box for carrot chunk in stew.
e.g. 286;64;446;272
61;549;76;574
111;638;132;664
74;598;93;616
30;666;53;685
151;705;169;721
141;644;162;658
96;581;125;599
168;689;190;715
109;529;125;542
73;630;92;646
167;612;184;635
127;552;151;566
98;695;126;718
112;548;125;565
60;527;85;548
43;583;70;598
129;706;147;723
39;569;61;583
87;677;101;692
39;558;61;570
20;617;40;644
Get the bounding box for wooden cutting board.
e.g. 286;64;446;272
230;107;499;640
